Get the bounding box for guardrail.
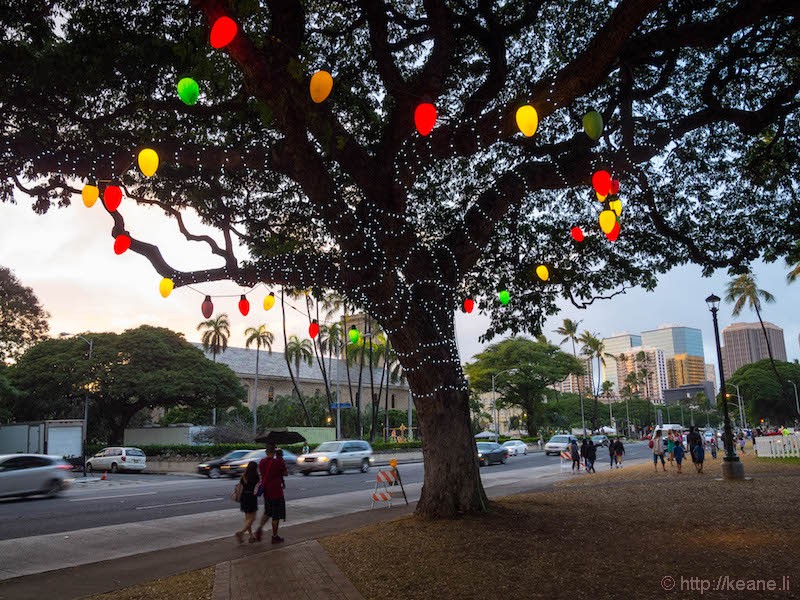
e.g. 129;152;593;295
755;434;800;458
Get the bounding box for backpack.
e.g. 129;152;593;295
231;480;243;503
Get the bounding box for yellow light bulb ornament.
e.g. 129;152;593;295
536;265;550;281
609;198;623;216
159;278;174;298
599;210;616;234
263;292;276;311
82;185;99;208
596;192;607;202
138;148;159;177
309;70;333;103
515;105;538;137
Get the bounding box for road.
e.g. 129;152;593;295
0;443;651;540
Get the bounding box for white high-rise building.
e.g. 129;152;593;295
614;346;668;402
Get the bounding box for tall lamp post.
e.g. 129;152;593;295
728;383;746;430
491;368;517;439
60;332;93;477
705;294;744;480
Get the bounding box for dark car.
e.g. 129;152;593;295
197;450;252;478
220;449;298;477
477;442;508;467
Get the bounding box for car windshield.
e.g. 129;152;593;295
243;450;265;460
549;436;570;443
592;436;603;441
224;450;250;460
315;442;342;453
476;443;496;451
126;449;145;457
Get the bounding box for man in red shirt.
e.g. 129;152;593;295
255;444;288;543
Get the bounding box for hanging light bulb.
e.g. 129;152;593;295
309;70;333;103
349;326;360;344
113;234;131;255
582;111;604;140
599;210;616;234
137;148;159;177
159;278;174;298
201;296;214;318
463;298;475;313
536;265;550;281
82;185;99;208
104;185;122;212
592;170;612;196
515;105;539;137
570;227;585;242
238;294;250;316
309;320;320;339
177;77;200;105
210;16;237;49
414;102;437;136
263;292;276;310
498;290;510;305
606;221;621;242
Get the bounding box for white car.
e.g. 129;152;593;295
86;447;146;473
544;434;577;455
0;454;74;498
501;440;528;456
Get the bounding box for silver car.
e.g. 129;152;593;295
298;440;373;475
544;434;577;455
0;454;74;498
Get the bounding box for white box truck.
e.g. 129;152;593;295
0;420;84;458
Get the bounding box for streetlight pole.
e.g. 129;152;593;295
728;383;745;430
705;294;744;479
60;333;92;477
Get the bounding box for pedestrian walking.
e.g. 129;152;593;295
667;430;675;465
301;442;309;455
613;437;625;468
651;430;666;472
673;439;685;474
692;438;705;474
570;439;581;473
234;461;259;544
580;438;589;470
710;434;718;460
538;438;543;451
687;426;702;463
609;438;616;469
255;443;289;544
586;439;597;473
737;431;746;454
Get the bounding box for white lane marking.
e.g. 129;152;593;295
136;497;225;510
69;492;158;502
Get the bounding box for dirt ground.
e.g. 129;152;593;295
322;450;800;600
83;566;214;600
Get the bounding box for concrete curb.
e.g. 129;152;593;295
212;561;230;600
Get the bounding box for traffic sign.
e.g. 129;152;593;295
331;403;352;409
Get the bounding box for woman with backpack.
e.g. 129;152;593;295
234;461;260;544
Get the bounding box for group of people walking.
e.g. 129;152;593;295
570;437;625;473
235;443;288;544
650;426;712;474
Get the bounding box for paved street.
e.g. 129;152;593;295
0;443;651;582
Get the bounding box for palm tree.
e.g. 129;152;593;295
287;335;313;379
725;272;791;405
555;318;586;434
244;324;274;435
601;380;615;430
197;313;230;425
280;288;313;426
579;331;606;431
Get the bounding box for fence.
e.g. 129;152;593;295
755;434;800;458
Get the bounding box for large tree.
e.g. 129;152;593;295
727;359;800;425
11;325;246;443
2;1;799;517
0;267;50;365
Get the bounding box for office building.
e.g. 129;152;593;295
641;325;705;388
721;322;787;376
551;358;593;396
614;346;668;402
601;333;642;395
704;363;717;395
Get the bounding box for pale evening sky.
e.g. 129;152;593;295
1;194;798;371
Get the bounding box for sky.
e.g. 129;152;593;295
1;194;798;373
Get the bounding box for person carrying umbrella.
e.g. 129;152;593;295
255;443;288;544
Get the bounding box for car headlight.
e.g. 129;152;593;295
478;453;483;458
199;464;208;468
319;456;329;462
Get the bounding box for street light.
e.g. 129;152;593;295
60;332;93;477
491;368;517;438
727;383;746;430
705;294;744;479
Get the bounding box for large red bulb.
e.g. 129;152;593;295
592;170;612;196
606;222;621;242
463;299;474;314
570;226;585;242
610;179;620;195
113;234;131;255
104;186;122;212
414;103;437;136
210;16;237;49
238;294;250;316
309;321;320;339
201;295;214;318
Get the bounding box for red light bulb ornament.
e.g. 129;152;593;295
113;234;131;255
309;320;320;339
238;294;250;316
606;221;621;242
201;296;214;319
463;298;475;314
592;170;612;196
611;179;620;195
104;186;122;212
414;102;437;136
570;227;585;242
210;16;237;49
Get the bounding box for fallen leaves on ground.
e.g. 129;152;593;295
84;566;214;600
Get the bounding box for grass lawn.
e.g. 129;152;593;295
84;566;214;600
322;449;800;600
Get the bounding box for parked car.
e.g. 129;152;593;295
221;449;298;477
544;434;577;455
477;442;508;466
297;440;373;475
197;450;252;478
0;454;74;498
85;447;146;473
591;435;610;447
501;440;528;456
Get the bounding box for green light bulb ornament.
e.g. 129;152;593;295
177;77;200;106
498;290;510;305
349;326;360;344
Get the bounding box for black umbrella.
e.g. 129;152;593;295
254;429;306;445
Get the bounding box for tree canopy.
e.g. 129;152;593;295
727;359;800;425
11;325;246;443
0;267;50;365
2;0;798;517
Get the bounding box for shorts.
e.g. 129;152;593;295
264;497;286;521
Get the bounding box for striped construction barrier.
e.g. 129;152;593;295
560;451;576;473
370;467;408;509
